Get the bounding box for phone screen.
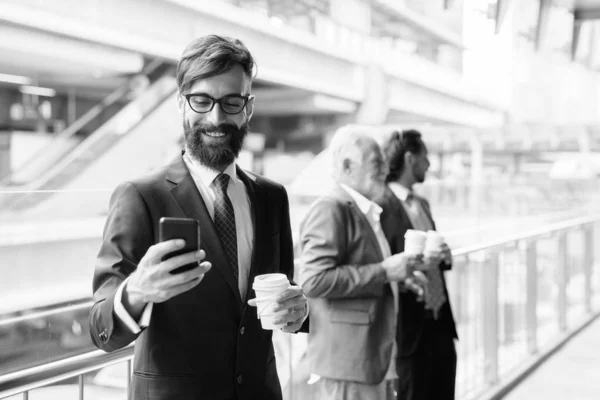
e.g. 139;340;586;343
159;217;200;274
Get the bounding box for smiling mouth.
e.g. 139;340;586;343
203;131;228;138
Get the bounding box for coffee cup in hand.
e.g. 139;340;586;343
252;273;290;330
424;230;444;256
404;229;428;255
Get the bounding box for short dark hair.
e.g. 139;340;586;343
384;129;426;182
176;35;255;93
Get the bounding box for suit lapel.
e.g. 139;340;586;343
389;189;414;230
166;156;242;304
331;185;384;261
380;187;413;254
416;196;437;231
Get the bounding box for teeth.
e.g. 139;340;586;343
204;131;226;138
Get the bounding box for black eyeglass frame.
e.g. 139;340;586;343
184;93;254;115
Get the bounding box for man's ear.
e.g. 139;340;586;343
342;158;352;174
176;91;184;114
404;151;414;166
246;95;255;121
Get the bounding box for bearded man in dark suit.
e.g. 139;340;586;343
89;35;308;400
379;129;458;400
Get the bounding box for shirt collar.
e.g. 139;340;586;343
388;182;412;202
183;152;239;188
340;184;382;219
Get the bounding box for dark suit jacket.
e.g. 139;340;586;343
298;185;396;384
379;187;458;359
89;153;302;400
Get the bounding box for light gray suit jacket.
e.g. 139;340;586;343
298;185;396;384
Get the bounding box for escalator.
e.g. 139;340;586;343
0;60;177;211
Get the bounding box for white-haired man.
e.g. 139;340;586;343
297;126;423;399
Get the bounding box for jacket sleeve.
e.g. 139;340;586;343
297;199;387;299
89;181;154;352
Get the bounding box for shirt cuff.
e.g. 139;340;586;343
114;278;153;334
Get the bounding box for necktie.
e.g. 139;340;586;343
212;174;239;282
425;265;446;319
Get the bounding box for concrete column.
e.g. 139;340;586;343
355;64;389;124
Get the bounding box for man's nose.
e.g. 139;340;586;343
206;103;226;125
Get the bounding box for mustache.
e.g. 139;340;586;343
192;122;241;136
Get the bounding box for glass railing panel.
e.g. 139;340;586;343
535;234;561;350
496;242;529;377
0;188;109;376
565;229;588;328
451;253;486;399
592;222;600;311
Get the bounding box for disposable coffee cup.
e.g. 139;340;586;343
424;230;444;255
404;229;428;255
252;273;290;330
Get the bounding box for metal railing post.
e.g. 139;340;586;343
557;232;568;332
482;251;499;385
78;374;84;400
525;239;538;354
583;224;593;314
127;359;132;395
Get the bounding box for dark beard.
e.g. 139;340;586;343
183;120;248;170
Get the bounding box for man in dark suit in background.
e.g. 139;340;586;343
379;129;458;400
297;125;422;400
89;35;308;400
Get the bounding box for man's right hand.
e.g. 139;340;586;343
381;252;423;282
123;239;212;316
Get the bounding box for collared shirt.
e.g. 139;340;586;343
113;155;254;334
340;184;398;381
184;154;254;300
388;182;433;232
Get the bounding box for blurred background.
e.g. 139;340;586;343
0;0;599;399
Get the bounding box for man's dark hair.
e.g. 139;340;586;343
384;129;427;182
176;35;255;94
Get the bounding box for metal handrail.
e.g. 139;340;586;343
0;346;133;399
453;213;600;256
0;300;92;328
0;215;598;399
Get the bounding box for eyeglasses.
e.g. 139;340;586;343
184;93;253;115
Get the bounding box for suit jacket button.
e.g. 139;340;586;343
239;326;245;335
99;330;108;342
237;374;243;384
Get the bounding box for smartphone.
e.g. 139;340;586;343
159;217;201;274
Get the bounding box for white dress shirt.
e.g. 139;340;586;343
340;184;398;381
113;155;254;334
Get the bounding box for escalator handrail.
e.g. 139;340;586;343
0;300;93;328
1;60;167;186
21;74;176;192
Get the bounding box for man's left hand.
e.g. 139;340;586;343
248;285;308;333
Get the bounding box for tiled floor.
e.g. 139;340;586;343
503;316;600;400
